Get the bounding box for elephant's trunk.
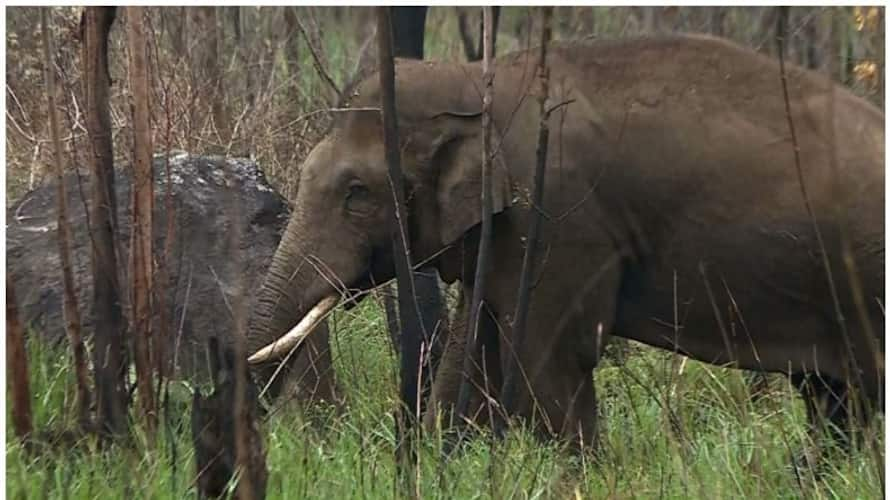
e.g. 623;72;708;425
245;215;328;392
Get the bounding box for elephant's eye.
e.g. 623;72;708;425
345;182;373;215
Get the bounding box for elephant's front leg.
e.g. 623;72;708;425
497;252;622;449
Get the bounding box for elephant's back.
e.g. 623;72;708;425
554;35;875;124
532;35;884;315
536;34;884;217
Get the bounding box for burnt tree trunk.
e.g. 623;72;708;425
391;7;427;59
377;5;426;482
7;282;33;442
126;6;157;437
42;6;92;429
81;5;128;439
383;5;444;423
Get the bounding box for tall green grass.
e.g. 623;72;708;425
6;297;883;499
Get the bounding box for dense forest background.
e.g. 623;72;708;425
6;6;884;202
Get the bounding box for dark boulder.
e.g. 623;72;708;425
6;153;338;404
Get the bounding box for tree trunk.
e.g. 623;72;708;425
7;282;33;442
81;5;127;440
383;5;444;422
43;7;92;429
126;6;157;437
391;6;427;59
377;5;426;481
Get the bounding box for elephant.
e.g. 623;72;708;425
246;34;884;449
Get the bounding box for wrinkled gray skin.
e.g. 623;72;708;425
247;35;884;447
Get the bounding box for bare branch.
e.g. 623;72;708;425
295;13;342;104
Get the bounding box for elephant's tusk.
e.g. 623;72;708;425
247;295;339;364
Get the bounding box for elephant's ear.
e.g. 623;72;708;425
413;111;513;246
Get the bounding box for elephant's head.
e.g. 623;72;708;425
246;63;513;388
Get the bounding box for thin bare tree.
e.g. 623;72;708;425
7;281;33;442
381;5;445;427
41;6;92;429
126;5;157;437
455;5;496;428
81;6;128;439
499;6;554;434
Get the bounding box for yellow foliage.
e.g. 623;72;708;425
853;6;881;32
854;60;879;90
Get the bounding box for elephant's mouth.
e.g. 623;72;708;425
342;241;396;309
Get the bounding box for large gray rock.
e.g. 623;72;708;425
6;154;338;404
